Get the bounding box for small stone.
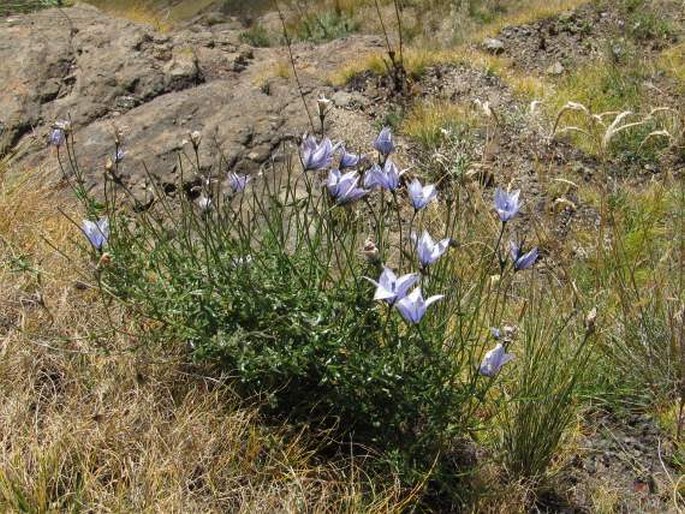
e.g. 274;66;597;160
203;12;228;26
114;95;139;111
38;78;62;102
164;47;201;88
247;144;271;162
483;38;505;54
232;54;249;72
332;91;353;108
74;280;89;291
611;44;624;61
238;44;254;60
546;61;565;75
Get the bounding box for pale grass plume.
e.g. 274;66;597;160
546;100;680;156
600;110;642;152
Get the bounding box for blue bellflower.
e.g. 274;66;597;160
395;287;444;324
366;266;419;304
494;188;521;222
479;343;514;377
50;120;70;147
413;230;451;268
228;172;250;192
339;146;361;169
363;164;384;189
50;128;65;147
326;168;367;204
373;127;395;156
301;135;335;171
363;159;403;191
82;217;109;251
407;178;437;210
509;241;539;271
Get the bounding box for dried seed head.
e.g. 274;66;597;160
54;119;71;133
503;324;517;339
114;126;125;146
97;252;112;268
197;196;213;212
361;238;380;263
585;307;598;335
190;130;202;150
316;94;332;119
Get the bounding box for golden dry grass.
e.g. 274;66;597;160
659;43;685;89
0;147;406;512
402;99;480;148
83;1;173;31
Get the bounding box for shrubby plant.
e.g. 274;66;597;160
54;106;589;496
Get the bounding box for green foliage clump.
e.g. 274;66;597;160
0;0;66;15
102;161;483;482
239;24;271;47
620;0;675;43
293;10;359;43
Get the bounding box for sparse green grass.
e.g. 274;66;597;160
83;0;216;28
553;57;646;114
467;0;591;40
240;24;272;47
492;280;594;483
84;0;173;31
402;100;479;149
0;0;69;15
620;0;676;42
569;180;685;411
291;9;360;43
660;43;685;92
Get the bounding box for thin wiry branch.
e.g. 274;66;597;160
273;0;315;132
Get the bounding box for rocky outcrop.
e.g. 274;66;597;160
0;5;385;199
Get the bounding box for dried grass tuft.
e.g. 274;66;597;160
0;156;405;512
